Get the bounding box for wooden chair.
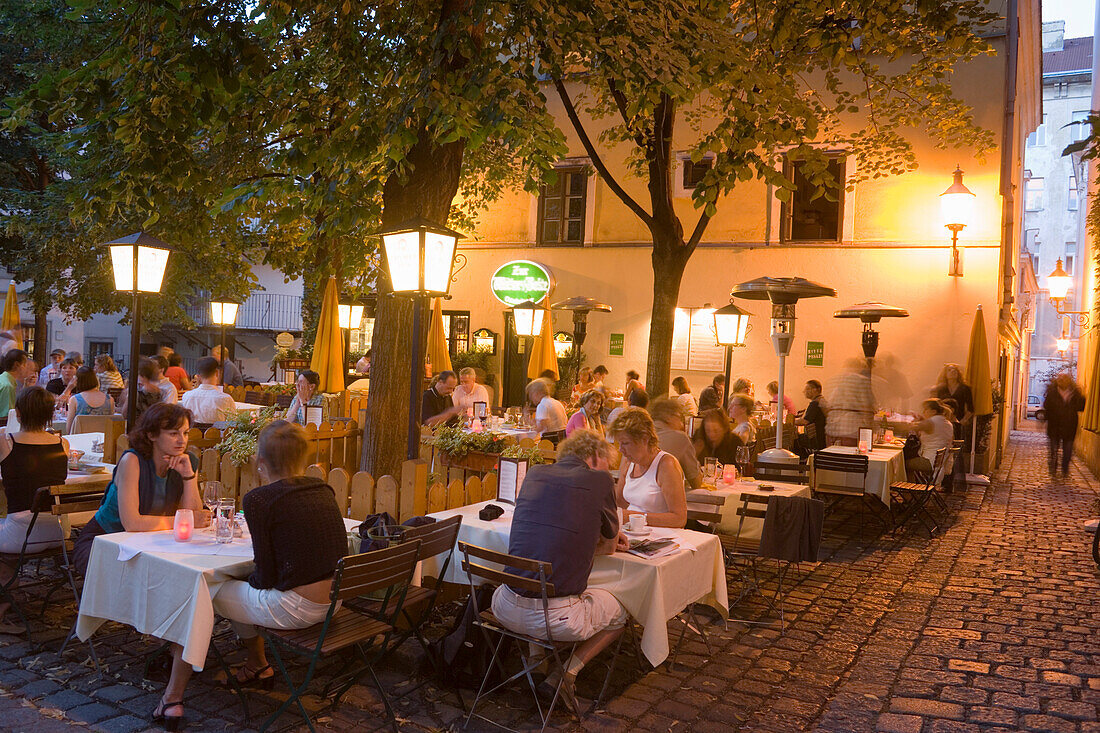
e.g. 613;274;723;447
256;541;421;732
810;452;887;539
754;460;809;485
890;447;948;536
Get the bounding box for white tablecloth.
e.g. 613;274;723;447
480;425;540;441
812;446;905;505
687;479;812;541
77;518;360;670
233;402;266;413
421;501;728;666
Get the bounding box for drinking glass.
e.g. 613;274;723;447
215;498;236;544
703;457;718;481
736;445;752;478
202;481;223;512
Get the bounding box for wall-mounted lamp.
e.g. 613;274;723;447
940;165;975;278
1046;258;1089;329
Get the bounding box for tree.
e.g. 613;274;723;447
531;0;998;395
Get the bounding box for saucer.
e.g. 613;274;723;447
622;527;652;538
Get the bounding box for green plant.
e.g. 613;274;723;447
433;424;508;459
500;444;546;465
270;346;313;369
215;406;279;466
258;383;296;395
451;347;494;375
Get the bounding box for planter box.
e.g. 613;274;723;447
278;359;311;370
441;450;500;473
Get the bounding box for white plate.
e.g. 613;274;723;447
622;526;652;537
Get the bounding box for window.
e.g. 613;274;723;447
1069;175;1079;211
1066;243;1077;276
1024;228;1039;251
537;167;588;245
780;155;845;242
87;341;114;359
1027;116;1047;147
681;158;713;189
1071;110;1089;143
443;311;470;354
350;319;374;353
1024;178;1044;211
1032;254;1040;274
1055;82;1070;98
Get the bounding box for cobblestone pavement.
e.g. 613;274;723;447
0;429;1097;732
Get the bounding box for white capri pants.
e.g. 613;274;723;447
0;512;64;555
491;584;627;643
212;580;332;640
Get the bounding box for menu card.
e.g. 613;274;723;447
497;456;527;505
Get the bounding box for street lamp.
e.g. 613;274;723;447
106;233;172;427
379;218;464;460
940;165;975;277
732;276;836;463
210;300;240;371
511;300;544;338
1046;259;1089;328
712;301;752;408
550;296;612;389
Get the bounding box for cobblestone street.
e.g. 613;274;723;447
0;428;1097;732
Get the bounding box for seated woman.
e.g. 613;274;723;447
672;377;698;417
609;407;686;528
94;354;125;392
692;408;744;465
623;370;645;405
728;393;757;447
570;366;594;404
0;387;70;633
66;366;114;434
284;370;324;425
45;358;78;400
566;389;605;438
906;399;955;478
527;378;568;441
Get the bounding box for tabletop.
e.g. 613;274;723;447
687;479;812;541
421;500;728;666
233;401;267;413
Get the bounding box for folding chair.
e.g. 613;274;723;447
717;494;788;627
458;541;581;732
890;447;948;537
257;541;421;733
753;460;809;485
810;452;889;539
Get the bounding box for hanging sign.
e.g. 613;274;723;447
275;332;295;348
490;260;555;306
553;331;574;357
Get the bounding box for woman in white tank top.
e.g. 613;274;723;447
608;407;687;528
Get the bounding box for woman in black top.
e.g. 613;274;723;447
692;408;744;465
0;387;69;633
44;358;78;399
933;363;974;424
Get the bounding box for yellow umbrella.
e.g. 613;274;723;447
1082;332;1100;431
527;308;558;381
308;277;345;393
426;297;452;374
1;284;20;331
963;304;993;479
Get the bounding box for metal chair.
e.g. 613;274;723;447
721;494;789;627
257;541;421;733
890;447;947;536
810;452;887;539
754;460;809;485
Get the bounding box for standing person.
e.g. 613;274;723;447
766;380;796;417
933;363;974;424
65;366;115;433
609;407;687;528
451;367;490;415
1043;373;1086;478
212;345;244;387
794;380;827;457
566;390;605;437
698;374;725;413
117;360;165;422
648;398;702;491
527;378;568;440
94;354;125;391
181;357;237;424
489;429;629;710
284;370;324;426
45;358;78;400
38;349;65;386
671;377;699;416
728;393;757;446
421;370;462;428
825;359;875;446
164;353;193;393
623;370;645;404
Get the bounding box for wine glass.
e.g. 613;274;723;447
202;481;223;512
736;445;752;479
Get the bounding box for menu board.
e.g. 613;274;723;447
671;307;727;373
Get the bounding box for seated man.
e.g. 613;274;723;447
181;357;237;424
794;379;827;458
648;397;702;491
491;429;629;708
422;370;463;428
698;374;725;413
117;359;163;421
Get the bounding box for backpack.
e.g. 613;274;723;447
426;584;514;689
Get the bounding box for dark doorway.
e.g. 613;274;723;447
501;313;528;408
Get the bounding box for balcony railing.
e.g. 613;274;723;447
185;292;303;332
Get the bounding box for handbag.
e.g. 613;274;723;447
902;432;921;461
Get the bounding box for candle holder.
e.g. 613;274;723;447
173;509;194;542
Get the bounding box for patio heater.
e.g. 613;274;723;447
379;218;464;460
832;302;909;360
106;233;172;428
210;299;240;370
732;277;836;463
551;296;612;388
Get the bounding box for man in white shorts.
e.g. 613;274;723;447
491;428;629;707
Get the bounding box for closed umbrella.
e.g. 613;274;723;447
309;277;345;394
964;304;993;481
526;308;558;381
426;298;452;374
1;284;20;331
1083;334;1100;432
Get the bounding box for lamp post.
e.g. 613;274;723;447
379;218;464;460
1046;259;1090;329
551;296;612;388
732;277;836;463
106;233;172;428
511;299;545;380
712;301;752;409
210;300;240;371
940;165;976;277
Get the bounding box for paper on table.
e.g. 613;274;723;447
115;531;254;561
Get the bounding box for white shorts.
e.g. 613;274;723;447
491;584;627;643
212;579;333;640
0;511;64;555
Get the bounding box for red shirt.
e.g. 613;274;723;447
164;366;189;391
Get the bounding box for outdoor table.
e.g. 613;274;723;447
420;500;728;666
76;517;361;670
477;425;540;442
233;401;267;414
687;479;812;541
811;445;905;505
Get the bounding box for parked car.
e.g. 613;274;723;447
1027;395;1043;420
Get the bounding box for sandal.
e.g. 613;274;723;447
213;663;274;690
151;697;185;731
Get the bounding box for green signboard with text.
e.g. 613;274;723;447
806;341;824;367
609;333;625;356
489;260;555;306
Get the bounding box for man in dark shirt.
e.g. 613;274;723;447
794;379;827;457
422;370;462;427
491;429;629;707
698;374;725;413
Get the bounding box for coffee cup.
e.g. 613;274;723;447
628;514;647;533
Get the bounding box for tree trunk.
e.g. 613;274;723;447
645;240;691;397
33;305;47;364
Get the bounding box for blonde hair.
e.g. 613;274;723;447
558;429;611;463
459;367;476;378
729;393;755;417
608;406;659;448
258;420;309;477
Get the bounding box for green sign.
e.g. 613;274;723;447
806;340;824;367
609;333;625;356
490;260;555;306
